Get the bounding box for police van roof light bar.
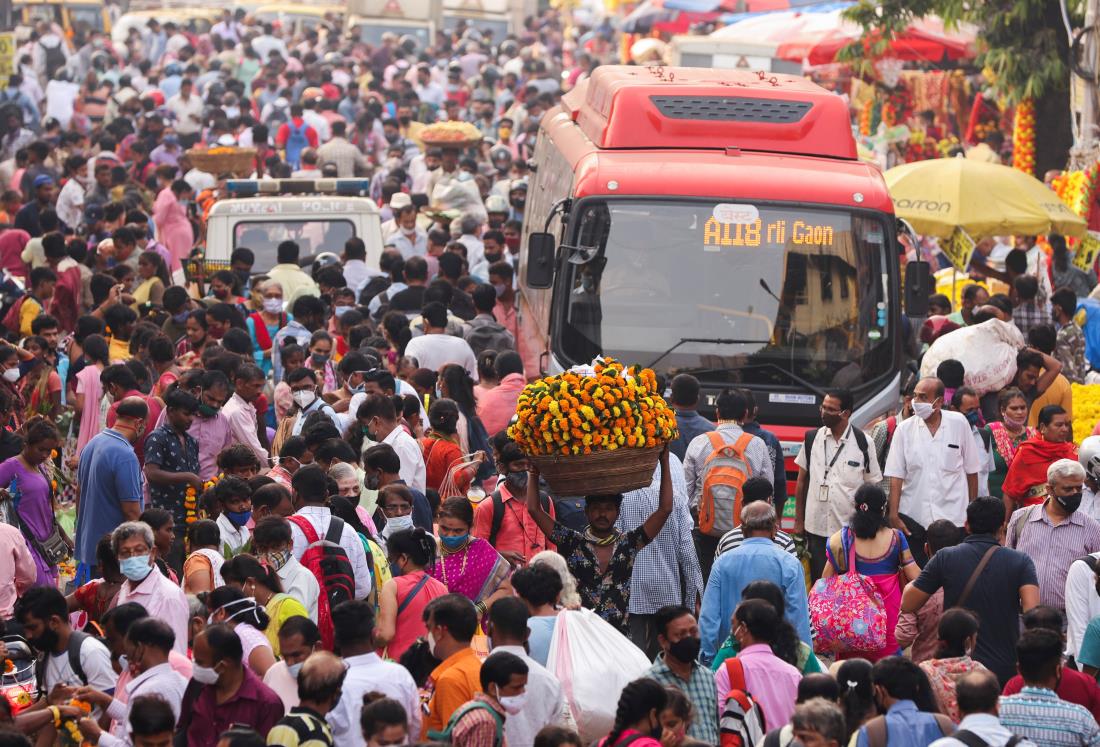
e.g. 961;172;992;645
225;179;372;196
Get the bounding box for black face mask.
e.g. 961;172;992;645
484;251;503;264
398;116;411;126
510;197;525;210
505;471;528;491
668;636;701;663
821;412;842;429
1057;491;1084;514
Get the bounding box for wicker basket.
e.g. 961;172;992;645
529;445;662;496
185;147;257;177
420;135;483;149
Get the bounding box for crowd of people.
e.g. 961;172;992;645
2;5;1100;747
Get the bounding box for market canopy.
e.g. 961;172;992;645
620;0;720;33
884;157;1088;240
708;7;976;65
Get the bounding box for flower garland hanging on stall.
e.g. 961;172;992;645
1012;99;1035;174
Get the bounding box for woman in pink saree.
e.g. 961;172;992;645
823;484;921;662
428;496;512;615
152;179;195;265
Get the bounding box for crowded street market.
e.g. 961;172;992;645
1;0;1100;745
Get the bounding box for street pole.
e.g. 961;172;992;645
1077;0;1100;163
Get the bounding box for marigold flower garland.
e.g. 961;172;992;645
1012;99;1035;175
508;358;678;456
1073;383;1100;444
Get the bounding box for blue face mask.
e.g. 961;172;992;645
440;533;469;549
120;555;153;582
225;509;252;527
172;310;189;324
965;410;981;427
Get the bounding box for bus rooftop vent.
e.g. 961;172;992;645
650;96;812;123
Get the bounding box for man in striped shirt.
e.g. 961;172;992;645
714;477;797;559
999;628;1100;747
1007;458;1100;613
448;651;528;747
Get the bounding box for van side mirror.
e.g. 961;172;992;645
904;260;932;316
526;232;556;289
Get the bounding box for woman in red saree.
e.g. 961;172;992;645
1002;404;1077;514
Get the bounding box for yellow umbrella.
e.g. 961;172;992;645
884;157;1087;239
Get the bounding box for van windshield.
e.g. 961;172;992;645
556;199;895;393
233;220;354;273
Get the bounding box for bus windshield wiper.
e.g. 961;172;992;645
646;337;770;370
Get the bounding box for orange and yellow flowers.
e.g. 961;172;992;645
509;358;678;456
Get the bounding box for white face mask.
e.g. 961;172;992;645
912;400;936;421
383;514;414;536
495;686;526;715
293;389;317;409
263;297;283;314
191;663;220;685
2;368;18;383
287;661;304;678
427;631;438;658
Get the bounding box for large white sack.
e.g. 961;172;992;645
920;318;1025;395
546;608;652;744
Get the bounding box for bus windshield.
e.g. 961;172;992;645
556;199;895;394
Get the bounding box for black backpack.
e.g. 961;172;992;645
39;40;66;80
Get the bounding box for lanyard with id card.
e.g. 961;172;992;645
818;426;851;502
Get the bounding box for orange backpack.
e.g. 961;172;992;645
698;431;754;537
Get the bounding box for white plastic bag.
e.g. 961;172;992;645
920;318;1025;396
545;608;652;744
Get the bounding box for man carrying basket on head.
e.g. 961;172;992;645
524;446;674;633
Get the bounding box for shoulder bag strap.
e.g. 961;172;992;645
955;545;999;609
706;430;726;452
287;515;320;545
845;527;860;576
932;714;956;737
724;656;747;692
324;516;345;544
732;431;754;459
488;491;505;547
67;630;88;684
950;730;991;747
397;573;432;615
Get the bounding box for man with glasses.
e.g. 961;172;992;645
365;444;433;535
885;376;981;565
794;388;883;580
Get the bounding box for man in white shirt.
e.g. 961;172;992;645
75;618;189;747
287;465;372;600
340;237;378;298
327;599;421;746
885;376;980;565
929;670;1036;747
251;24;289;63
13;586;116;698
794;387;882;580
166;78;203;143
55;154;87;229
951;386;994;497
221;365;269;466
404;302;479;381
456;214;487;279
386;204;429;259
254;514;319;621
486;598;572;745
359;393;427;493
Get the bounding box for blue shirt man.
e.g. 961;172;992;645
667;374;714;462
856;658;955;747
699;503;810;664
74;399;146;580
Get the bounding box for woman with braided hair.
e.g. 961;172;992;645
598;678;668;747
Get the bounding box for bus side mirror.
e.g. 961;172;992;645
526;232;556;289
904;260;932;316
